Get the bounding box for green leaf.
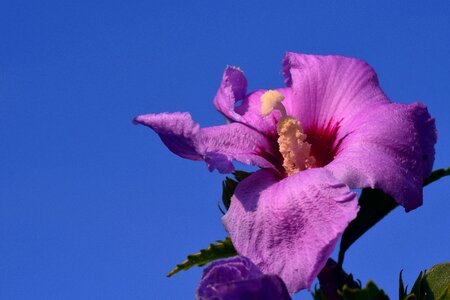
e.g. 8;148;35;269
409;271;425;299
221;171;252;211
315;258;361;299
222;177;238;211
422;262;450;300
167;237;237;277
399;270;421;300
437;287;450;300
338;167;450;265
338;188;398;264
232;170;252;182
339;281;389;300
312;286;328;300
399;262;450;300
400;270;408;300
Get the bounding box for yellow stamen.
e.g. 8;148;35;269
260;90;316;176
277;116;316;175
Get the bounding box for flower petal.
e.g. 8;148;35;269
134;112;202;160
281;53;390;130
222;169;358;293
325;102;437;211
197;256;291;300
281;53;437;210
234;88;292;137
213;66;248;122
213;66;291;136
134;112;278;173
200;123;279;172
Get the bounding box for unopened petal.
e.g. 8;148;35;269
197;256;291;300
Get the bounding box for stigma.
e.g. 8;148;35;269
261;90;316;176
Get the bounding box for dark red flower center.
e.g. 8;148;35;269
305;120;341;168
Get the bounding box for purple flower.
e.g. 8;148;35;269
197;256;291;300
135;53;436;293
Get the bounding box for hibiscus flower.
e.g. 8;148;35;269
134;53;436;293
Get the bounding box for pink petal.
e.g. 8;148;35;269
213;66;291;137
134;112;278;173
282;53;390;130
234;88;292;137
281;53;437;210
326;102;437;211
134;112;202;160
222;169;358;293
213;66;248;122
197;256;291;300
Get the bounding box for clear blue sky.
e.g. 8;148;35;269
1;1;449;299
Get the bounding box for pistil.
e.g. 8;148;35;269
261;90;316;175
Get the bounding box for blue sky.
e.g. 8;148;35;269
1;1;449;299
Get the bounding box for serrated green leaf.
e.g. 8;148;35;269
399;263;450;300
410;271;425;299
338;167;450;265
422;262;450;300
400;270;408;300
399;270;420;300
339;281;390;300
167;237;237;277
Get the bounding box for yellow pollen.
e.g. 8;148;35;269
261;90;286;117
260;90;316;176
277;117;316;175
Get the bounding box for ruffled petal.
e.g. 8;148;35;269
199;123;279;172
325;102;437;211
281;53;390;131
134;112;278;173
222;169;358;293
197;256;291;300
213;66;291;136
235;88;293;137
213;66;248;122
134;112;202;160
281;53;437;210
